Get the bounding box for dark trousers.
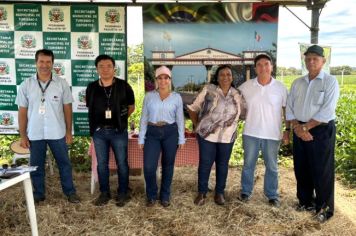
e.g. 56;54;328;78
197;135;234;195
30;137;76;199
143;123;179;202
93;129;129;195
293;120;336;217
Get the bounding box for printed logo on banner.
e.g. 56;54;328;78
0;5;13;31
53;62;65;76
77;35;92;50
105;9;120;24
49;8;64;23
0;61;9;75
99;7;125;33
0;112;14;126
21;34;36;49
0;7;8;21
78;89;86;103
15;31;43;59
72;87;87;113
115;60;125;80
115;65;121;77
0;59;15;85
71;32;98;60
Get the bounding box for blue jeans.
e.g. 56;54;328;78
30;137;76;199
143;123;178;202
197;135;234;195
241;135;280;200
93;128;129;194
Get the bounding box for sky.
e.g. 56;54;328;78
127;0;356;68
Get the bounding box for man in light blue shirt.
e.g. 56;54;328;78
16;49;80;204
286;45;339;223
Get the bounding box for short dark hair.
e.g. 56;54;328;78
95;54;115;68
254;54;272;67
211;64;233;86
35;49;54;63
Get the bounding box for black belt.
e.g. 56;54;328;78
98;125;116;129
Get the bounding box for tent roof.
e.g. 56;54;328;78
1;0;325;7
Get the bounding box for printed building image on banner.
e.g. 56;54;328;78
0;3;127;135
143;3;278;111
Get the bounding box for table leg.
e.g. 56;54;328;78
23;177;39;236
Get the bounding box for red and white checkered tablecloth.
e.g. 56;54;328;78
88;137;199;181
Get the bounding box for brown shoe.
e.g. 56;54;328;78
214;194;225;205
160;200;170;208
146;199;156;207
194;193;206;206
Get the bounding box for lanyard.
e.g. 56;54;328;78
37;75;52;103
99;79;113;109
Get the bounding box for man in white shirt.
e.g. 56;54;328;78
238;54;289;207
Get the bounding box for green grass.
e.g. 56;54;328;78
276;74;356;90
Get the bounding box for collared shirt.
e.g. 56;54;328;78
139;90;185;145
15;74;73;140
187;84;242;143
286;71;339;123
238;77;288;140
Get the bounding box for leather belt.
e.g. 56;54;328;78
297;121;328;126
148;121;168;127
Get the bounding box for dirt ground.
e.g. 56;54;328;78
0;165;355;236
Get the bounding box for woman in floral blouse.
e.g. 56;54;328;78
188;64;243;206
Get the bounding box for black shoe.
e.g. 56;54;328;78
34;196;45;204
93;192;111;206
295;203;315;212
238;193;250;202
160;200;170;208
116;193;130;207
67;193;80;204
268;199;281;208
314;211;327;223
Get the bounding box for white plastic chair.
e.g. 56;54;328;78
10;140;54;175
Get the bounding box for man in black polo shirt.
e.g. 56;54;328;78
86;54;135;206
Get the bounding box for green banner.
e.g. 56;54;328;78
0;85;17;110
73;112;90;136
43;32;71;59
0;3;127;135
71;5;98;32
14;4;42;31
0;32;15;58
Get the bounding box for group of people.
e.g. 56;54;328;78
16;44;338;223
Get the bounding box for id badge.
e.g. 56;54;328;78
39;104;46;114
105;109;112;119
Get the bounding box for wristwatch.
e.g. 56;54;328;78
302;125;308;132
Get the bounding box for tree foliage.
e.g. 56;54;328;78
330;65;353;75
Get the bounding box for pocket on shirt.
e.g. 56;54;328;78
313;91;325;105
50;94;62;104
